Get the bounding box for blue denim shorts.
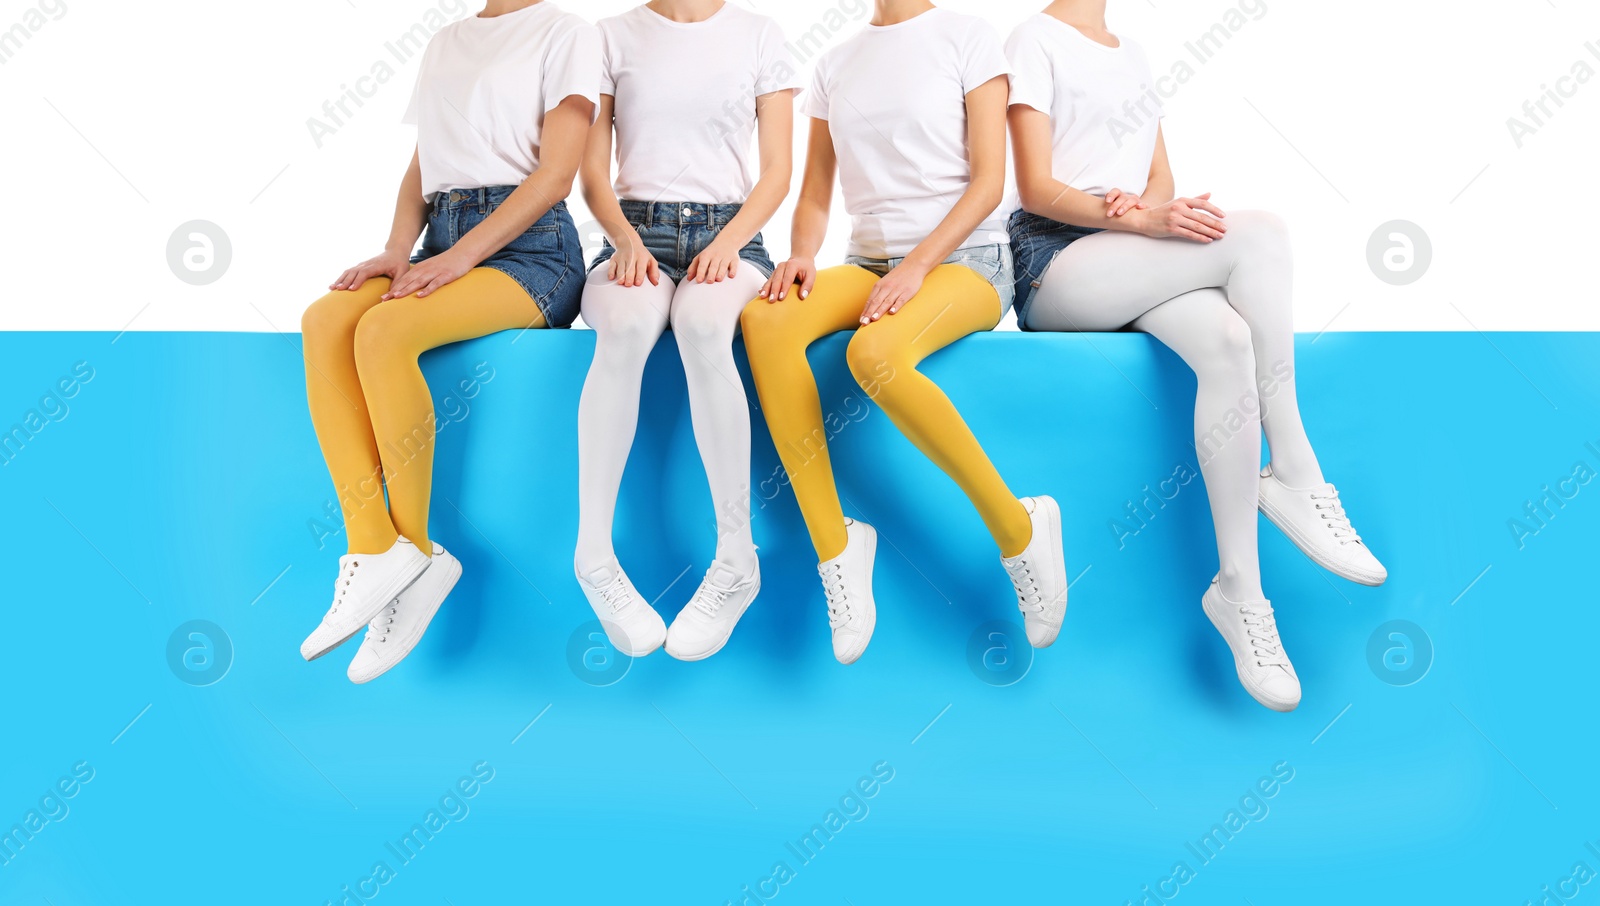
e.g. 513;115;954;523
589;201;774;283
845;243;1014;318
1008;210;1103;329
412;186;585;329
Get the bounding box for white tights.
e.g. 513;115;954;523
1025;211;1323;600
575;267;765;577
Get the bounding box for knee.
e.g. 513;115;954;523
590;294;666;357
845;330;909;395
1227;210;1292;259
670;294;736;352
1196;312;1257;382
738;297;787;353
352;303;419;371
301;286;378;351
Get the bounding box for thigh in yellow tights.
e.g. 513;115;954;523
741;263;1032;562
301;267;545;556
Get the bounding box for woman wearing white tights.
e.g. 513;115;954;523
1006;0;1386;711
574;0;800;660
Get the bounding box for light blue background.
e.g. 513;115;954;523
1;330;1595;905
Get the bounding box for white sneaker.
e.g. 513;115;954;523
577;561;665;658
1202;577;1301;712
1258;466;1387;586
301;538;430;661
1000;496;1068;648
818;519;877;665
666;560;760;662
347;544;462;684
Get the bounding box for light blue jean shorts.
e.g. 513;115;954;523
844;243;1015;317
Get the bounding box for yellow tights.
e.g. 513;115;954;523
301;267;545;555
741;263;1032;562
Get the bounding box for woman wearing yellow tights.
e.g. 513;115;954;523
741;0;1069;664
297;0;600;683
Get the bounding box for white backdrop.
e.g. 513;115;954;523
0;0;1595;333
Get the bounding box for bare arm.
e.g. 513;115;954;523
386;94;597;299
860;75;1009;322
1142;127;1175;206
759;115;837;302
1010;105;1141;231
579;94;659;287
329;150;429;292
686;89;796;283
1012;111;1225;243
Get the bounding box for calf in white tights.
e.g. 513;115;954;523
571;0;802;660
575;264;765;590
1007;0;1386;712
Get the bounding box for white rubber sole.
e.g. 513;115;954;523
348;554;462;684
1027;495;1067;649
834;528;877;666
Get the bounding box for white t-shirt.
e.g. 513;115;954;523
1006;15;1162;198
800;8;1012;260
403;2;601;201
599;4;802;205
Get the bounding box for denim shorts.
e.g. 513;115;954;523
1008;210;1103;329
845;243;1014;318
412;186;585;328
589;200;774;283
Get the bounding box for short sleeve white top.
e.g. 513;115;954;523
599;4;803;205
1005;14;1162;198
800;8;1012;260
403;2;601;202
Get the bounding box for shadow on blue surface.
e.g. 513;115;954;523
0;330;1596;904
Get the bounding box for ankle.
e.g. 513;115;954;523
575;550;616;577
1218;565;1264;602
347;531;401;557
998;499;1033;559
1267;455;1325;490
715;543;759;576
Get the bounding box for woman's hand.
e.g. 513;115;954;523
383;248;473;299
686;237;743;284
606;236;661;288
759;255;817;302
330;249;411;292
1129;193;1228;243
1104;188;1145;218
859;259;931;324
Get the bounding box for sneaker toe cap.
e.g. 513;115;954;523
606;615;666;658
300;625;344;661
346;646;386;684
1253;673;1302;712
1345;547;1388;584
665;620;718;659
1024;616;1061;649
832;627;870;664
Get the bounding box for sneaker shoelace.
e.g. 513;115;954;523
1311;486;1362;545
330;557;362;615
597;572;634;615
819;562;851;629
690;573;737;619
1238;604;1288;668
1003;557;1044;614
367;600;398;644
